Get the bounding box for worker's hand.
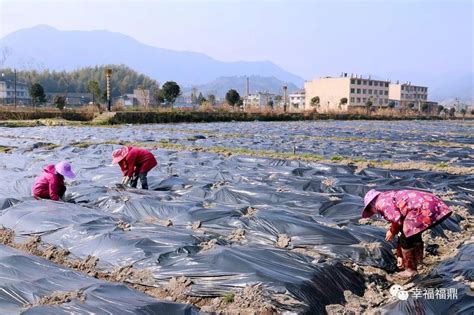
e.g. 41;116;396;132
385;230;395;242
122;176;131;186
397;257;404;268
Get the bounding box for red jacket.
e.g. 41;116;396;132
32;165;66;201
119;147;157;177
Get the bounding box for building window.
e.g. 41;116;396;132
374;82;378;86
351;97;355;102
379;99;383;105
368;89;372;94
378;90;383;95
363;80;367;85
356;97;361;103
351;79;355;84
357;89;361;93
362;98;366;103
384;99;388;104
385;83;389;87
384;91;388;95
369;81;373;86
350;88;355;93
363;89;366;94
357;80;361;85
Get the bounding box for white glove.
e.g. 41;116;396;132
122;176;131;185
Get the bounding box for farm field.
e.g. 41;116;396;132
0;120;472;314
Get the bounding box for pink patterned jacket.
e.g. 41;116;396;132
372;190;452;237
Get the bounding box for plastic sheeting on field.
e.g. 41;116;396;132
382;243;474;315
0;121;472;313
0;245;198;314
0;120;472;166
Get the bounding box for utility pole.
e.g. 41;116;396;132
282;85;288;112
246;77;249;97
105;68;112;111
0;72;3;105
14;69;17;108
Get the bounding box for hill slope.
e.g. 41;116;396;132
183;76;299;98
0;25;304;87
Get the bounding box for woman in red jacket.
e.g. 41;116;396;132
112;146;157;189
32;161;76;201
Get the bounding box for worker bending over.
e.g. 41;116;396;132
112;146;157;189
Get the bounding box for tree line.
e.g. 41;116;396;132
1;64;159;101
1;65;190;108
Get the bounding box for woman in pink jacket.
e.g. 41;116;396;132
32;161;76;201
362;189;452;278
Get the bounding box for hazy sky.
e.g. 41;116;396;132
0;0;472;82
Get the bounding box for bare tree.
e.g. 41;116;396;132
59;71;71;101
136;86;150;109
0;47;12;67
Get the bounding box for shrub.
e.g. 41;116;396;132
0;109;94;121
53;95;66;110
223;293;234;304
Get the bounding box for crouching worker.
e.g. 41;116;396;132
32;161;76;201
362;189;452;279
112;146;157;189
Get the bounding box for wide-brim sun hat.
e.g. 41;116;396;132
361;189;381;218
55;161;76;179
112;146;129;164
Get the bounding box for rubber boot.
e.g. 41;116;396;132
399;248;418;279
414;242;424;265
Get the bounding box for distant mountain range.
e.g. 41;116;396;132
0;25;304;88
182;75;299;98
1;25;471;103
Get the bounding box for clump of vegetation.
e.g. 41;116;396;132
159;81;181;108
223;293;235;304
225;89;241;109
331;155;343;161
30;83;47;107
53;95;67;110
0;145;13;153
436;162;449;168
300;153;324;160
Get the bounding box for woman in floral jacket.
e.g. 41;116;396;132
362;189;452;278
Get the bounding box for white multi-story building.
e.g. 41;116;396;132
304;74;390;112
243;92;275;109
114;89;154;107
288;90;305;112
389;82;428;108
0;80;31;105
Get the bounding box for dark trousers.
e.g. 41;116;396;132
58;186;66;199
399;213;451;249
399;232;423;249
130;172;148;189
